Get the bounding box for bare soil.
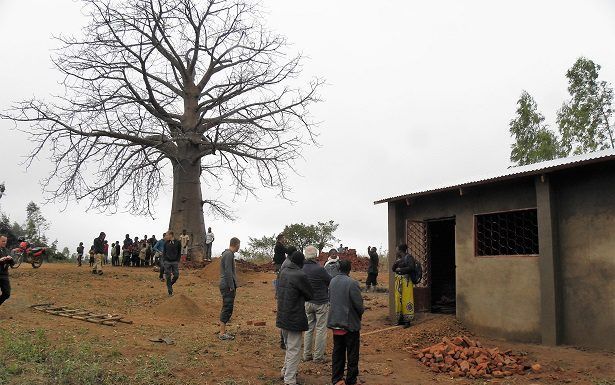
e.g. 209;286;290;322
1;263;613;385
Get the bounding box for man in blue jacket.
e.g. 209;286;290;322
327;259;364;385
153;233;166;281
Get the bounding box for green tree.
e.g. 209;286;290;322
510;91;563;166
314;220;339;252
283;223;318;251
557;57;614;155
24;202;49;246
283;220;339;251
240;234;276;263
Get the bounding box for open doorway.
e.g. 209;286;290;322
427;218;456;314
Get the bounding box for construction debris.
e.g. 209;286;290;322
408;336;539;379
31;303;133;327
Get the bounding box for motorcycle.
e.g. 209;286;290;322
11;240;46;269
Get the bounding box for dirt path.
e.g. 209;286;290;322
1;263;613;385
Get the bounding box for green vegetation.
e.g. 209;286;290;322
510;57;614;166
0;329;174;385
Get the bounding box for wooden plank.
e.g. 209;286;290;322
361;325;402;337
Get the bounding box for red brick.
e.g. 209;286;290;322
253;321;266;326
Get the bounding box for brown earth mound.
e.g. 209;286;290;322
197;257;222;281
152;293;204;319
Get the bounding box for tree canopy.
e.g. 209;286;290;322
510;57;613;166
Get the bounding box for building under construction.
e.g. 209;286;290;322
375;150;615;350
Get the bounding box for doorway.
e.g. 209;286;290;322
427;218;456;314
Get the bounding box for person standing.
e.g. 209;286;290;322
179;229;190;263
0;234;14;306
88;246;95;267
366;246;379;292
153;233;166;281
328;259;364;385
92;232;106;275
205;227;215;260
219;237;240;340
273;233;287;274
302;245;331;363
162;231;181;296
392;243;420;326
276;251;314;385
113;241;121;266
103;240;109;265
122;234;132;266
76;242;84;267
324;249;341;277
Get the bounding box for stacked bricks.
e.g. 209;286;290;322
411;336;540;379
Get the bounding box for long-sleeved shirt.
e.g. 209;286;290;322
153;239;165;253
368;249;379;274
219;249;237;290
163;240;181;262
93;237;105;254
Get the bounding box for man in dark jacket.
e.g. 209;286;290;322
0;234;14;306
327;259;364;385
162;231;181;296
76;242;84;267
273;233;287;274
219;237;240;340
92;232;106;275
276;251;314;385
302;245;331;363
366;246;379;291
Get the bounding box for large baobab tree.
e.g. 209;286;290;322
2;0;321;261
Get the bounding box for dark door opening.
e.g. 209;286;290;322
427;218;456;314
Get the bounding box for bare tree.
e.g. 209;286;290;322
1;0;321;261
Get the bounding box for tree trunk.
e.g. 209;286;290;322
169;159;206;262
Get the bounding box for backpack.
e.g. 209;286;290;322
409;256;423;285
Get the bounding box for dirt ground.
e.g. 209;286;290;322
1;263;613;385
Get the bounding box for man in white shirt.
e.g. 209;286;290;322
179;229;190;262
205;227;215;260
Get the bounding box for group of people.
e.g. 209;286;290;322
76;227;216;273
261;233;365;385
0;225;422;385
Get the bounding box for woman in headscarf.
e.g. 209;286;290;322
392;243;418;326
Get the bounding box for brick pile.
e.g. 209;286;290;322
318;249;370;272
410;336;541;379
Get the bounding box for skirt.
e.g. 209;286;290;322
394;274;414;323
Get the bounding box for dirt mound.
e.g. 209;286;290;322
408;335;540;379
235;259;275;272
152;293;204;319
197;257;267;282
401;315;470;347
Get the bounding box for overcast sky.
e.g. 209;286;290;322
0;0;614;256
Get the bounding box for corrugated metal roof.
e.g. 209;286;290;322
374;149;615;204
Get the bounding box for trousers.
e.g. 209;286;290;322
332;331;360;385
164;261;179;294
281;329;303;385
303;302;329;360
0;275;10;306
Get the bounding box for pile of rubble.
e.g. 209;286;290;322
318;249;370;272
409;336;542;379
